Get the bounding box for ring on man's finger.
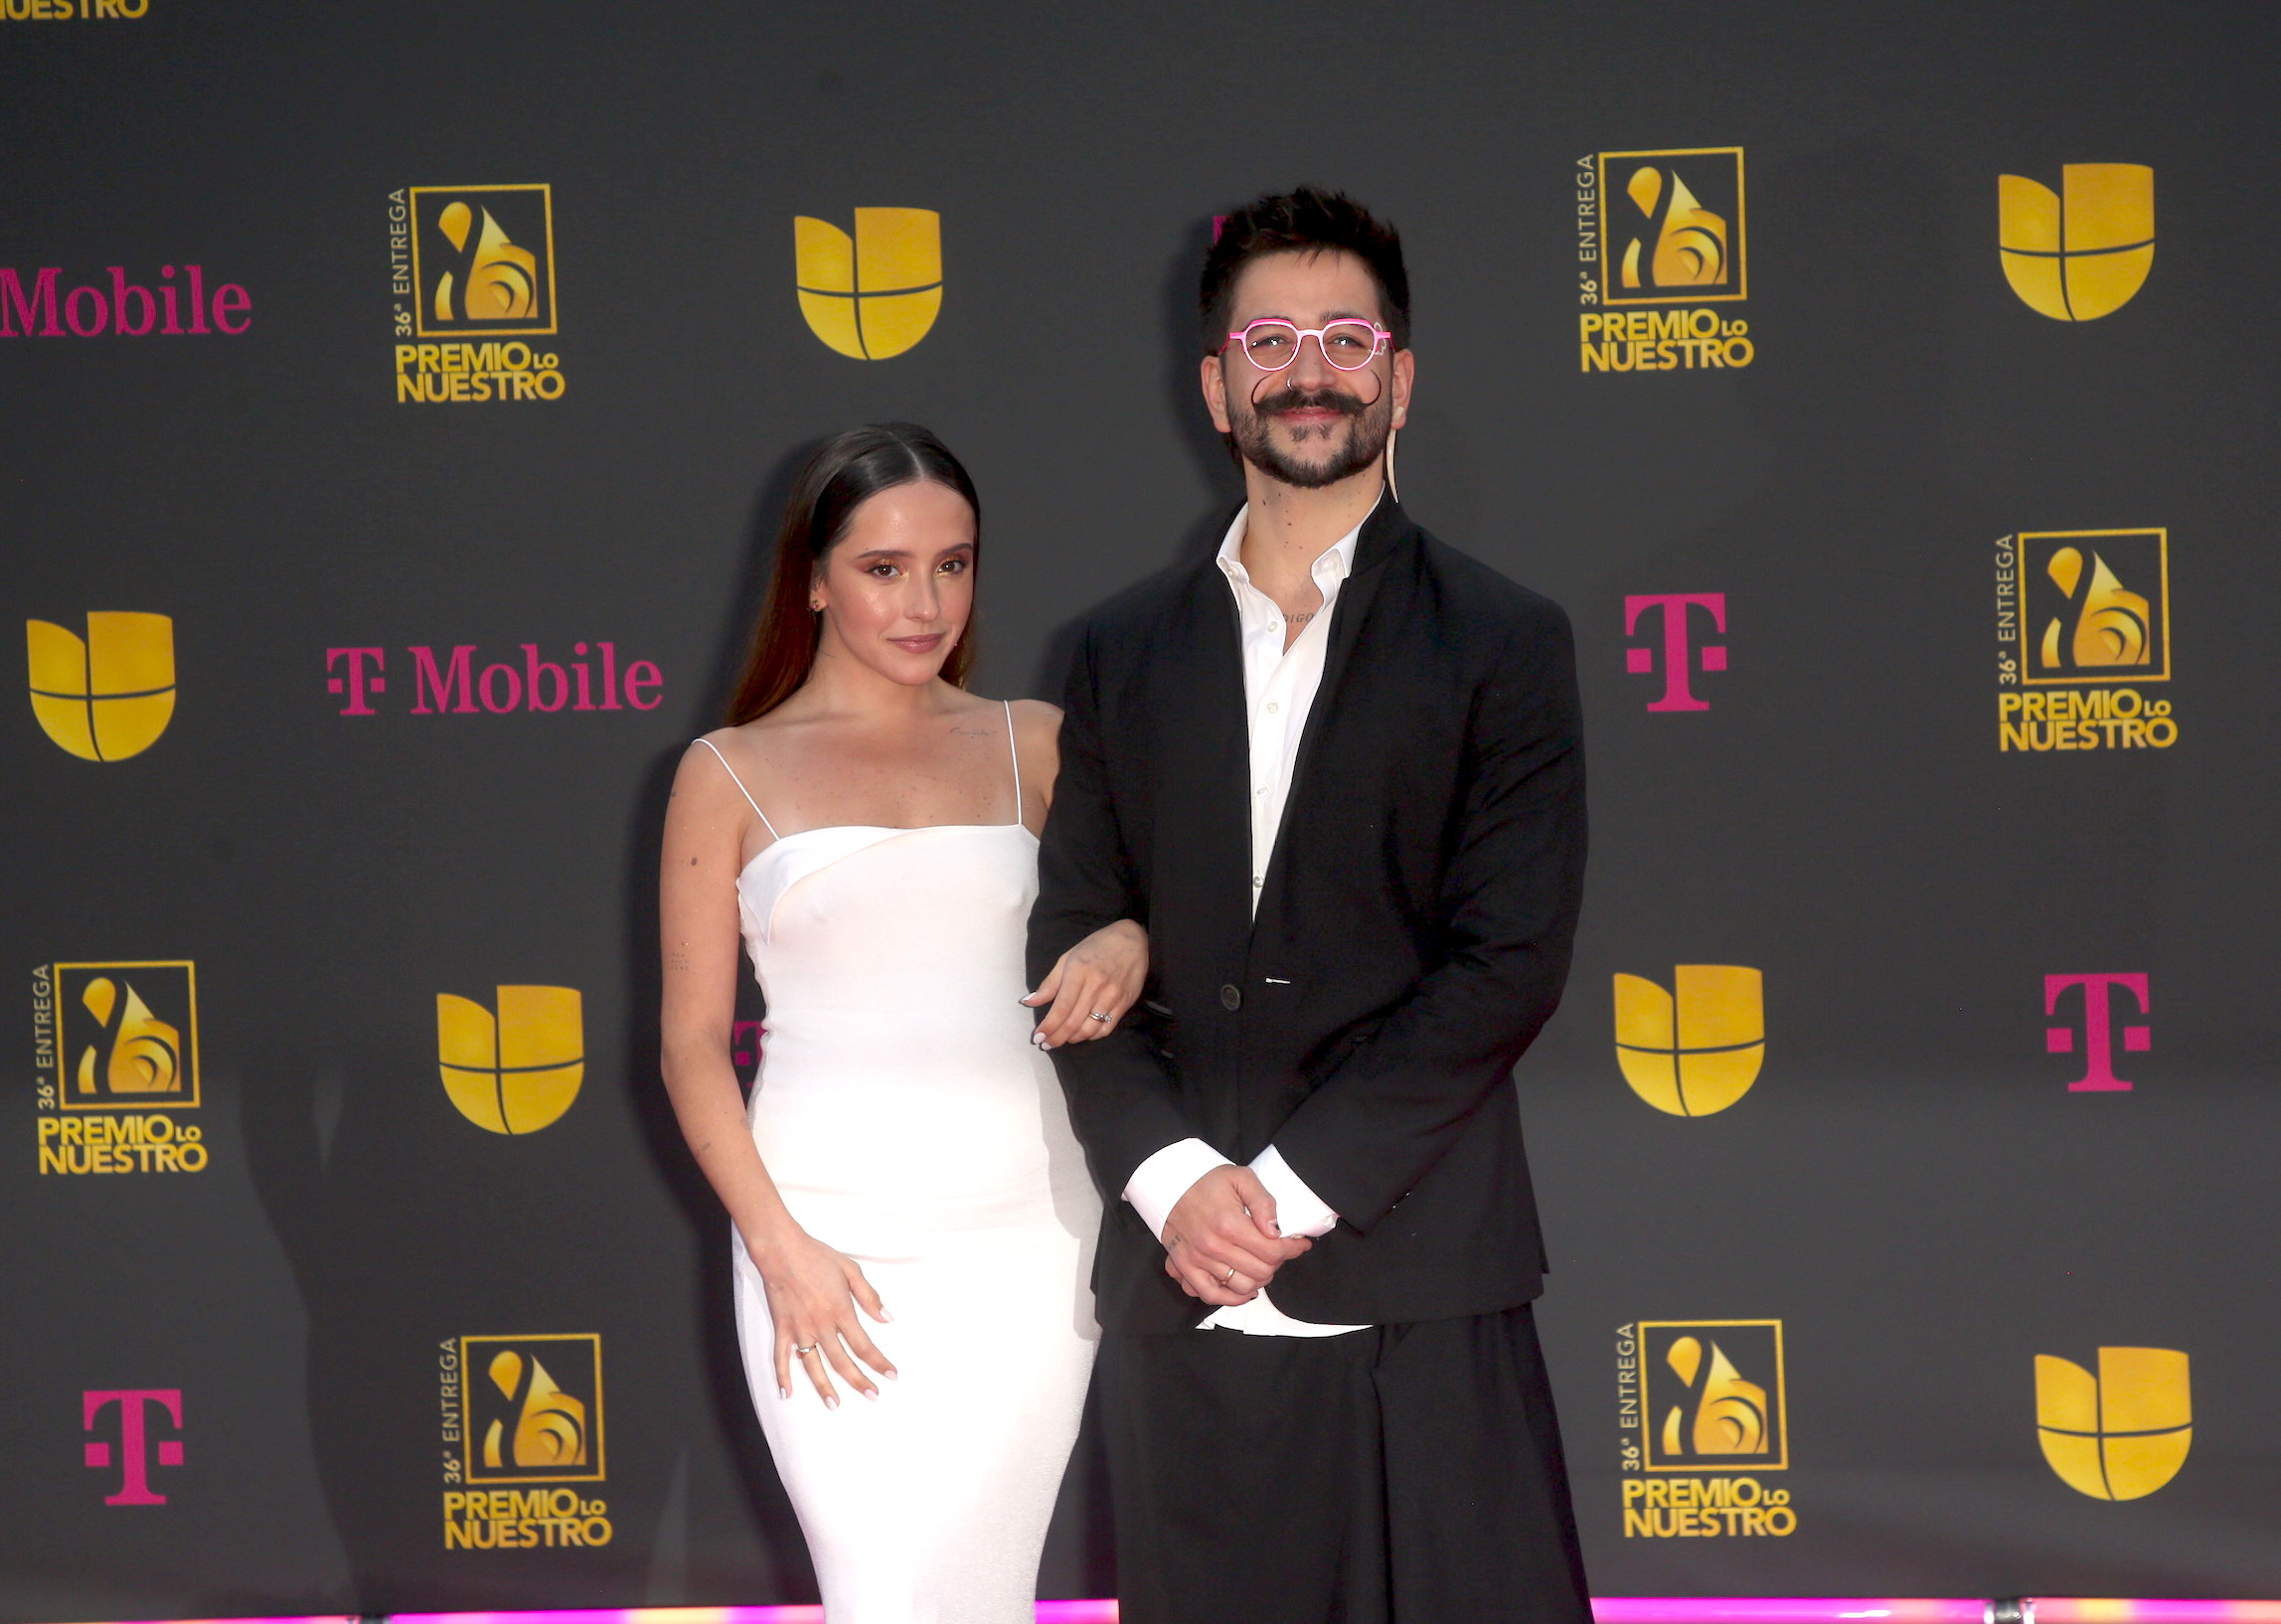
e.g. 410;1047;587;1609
1223;1265;1236;1285
791;1343;820;1357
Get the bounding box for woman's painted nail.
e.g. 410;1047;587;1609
778;1386;790;1399
825;1395;839;1411
864;1386;880;1401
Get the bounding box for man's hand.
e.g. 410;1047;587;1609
1160;1164;1311;1306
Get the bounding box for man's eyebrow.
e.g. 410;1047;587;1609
1240;307;1377;323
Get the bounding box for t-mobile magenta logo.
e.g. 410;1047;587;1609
1624;593;1728;712
325;642;664;716
2044;973;2150;1092
82;1388;184;1505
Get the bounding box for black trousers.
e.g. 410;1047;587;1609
1097;1304;1591;1624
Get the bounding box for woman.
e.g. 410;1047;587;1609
658;423;1140;1622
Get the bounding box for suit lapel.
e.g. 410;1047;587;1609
1154;555;1256;938
1255;499;1414;924
1306;501;1408;754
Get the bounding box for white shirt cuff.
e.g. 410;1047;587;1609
1122;1138;1232;1243
1249;1144;1340;1238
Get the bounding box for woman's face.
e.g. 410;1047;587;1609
812;479;978;688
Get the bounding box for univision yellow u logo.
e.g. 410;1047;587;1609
2036;1346;2191;1500
1613;966;1764;1116
27;612;175;761
1999;164;2154;321
436;985;583;1134
794;208;941;359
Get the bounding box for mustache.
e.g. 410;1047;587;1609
1250;383;1371;418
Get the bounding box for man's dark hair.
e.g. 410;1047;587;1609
1200;186;1410;357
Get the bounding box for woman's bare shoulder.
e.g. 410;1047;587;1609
955;693;1059;733
986;697;1059;762
1006;697;1062;734
1000;699;1062;812
679;725;779;801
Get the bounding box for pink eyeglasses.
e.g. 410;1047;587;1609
1222;318;1392;372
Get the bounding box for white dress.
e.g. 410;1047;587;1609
699;707;1101;1624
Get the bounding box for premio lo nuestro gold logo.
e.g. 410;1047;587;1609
390;185;565;405
2021;530;2168;685
462;1335;601;1481
441;1334;612;1550
1616;1319;1795;1540
26;612;175;761
2036;1346;2191;1500
34;962;207;1177
1573;148;1752;373
436;986;583;1134
1994;529;2177;753
1607;155;1740;298
1613;965;1764;1116
1640;1321;1785;1470
55;962;198;1108
794;208;941;359
411;186;556;336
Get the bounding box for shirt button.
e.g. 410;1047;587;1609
1265;702;1279;714
1220;984;1242;1011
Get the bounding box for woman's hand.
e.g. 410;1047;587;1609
749;1225;896;1408
1023;918;1148;1048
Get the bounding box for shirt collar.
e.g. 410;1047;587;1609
1215;497;1374;589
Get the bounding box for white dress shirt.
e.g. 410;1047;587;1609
1121;504;1374;1337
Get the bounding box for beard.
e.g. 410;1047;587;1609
1228;379;1393;490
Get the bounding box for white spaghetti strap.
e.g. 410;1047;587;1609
695;736;781;840
1002;700;1023;823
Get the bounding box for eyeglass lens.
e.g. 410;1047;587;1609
1239;321;1381;371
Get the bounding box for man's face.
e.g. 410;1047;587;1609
1204;248;1412;491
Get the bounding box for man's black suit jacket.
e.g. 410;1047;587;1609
1027;497;1586;1334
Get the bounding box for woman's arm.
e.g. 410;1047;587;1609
659;738;895;1408
1026;919;1148;1048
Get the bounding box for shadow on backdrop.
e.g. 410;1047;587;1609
1031;213;1242;706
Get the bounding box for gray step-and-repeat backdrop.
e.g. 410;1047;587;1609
5;2;2277;1617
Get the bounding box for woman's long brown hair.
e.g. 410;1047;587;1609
725;423;981;726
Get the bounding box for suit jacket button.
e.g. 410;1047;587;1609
1220;983;1242;1011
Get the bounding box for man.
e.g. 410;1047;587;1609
1028;187;1589;1623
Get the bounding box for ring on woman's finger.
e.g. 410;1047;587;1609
1223;1265;1236;1285
1087;1010;1112;1022
791;1343;821;1357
